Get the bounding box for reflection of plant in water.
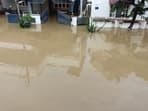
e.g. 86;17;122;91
91;51;148;81
88;30;148;81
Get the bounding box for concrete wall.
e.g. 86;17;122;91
0;0;3;11
1;0;15;9
90;0;110;18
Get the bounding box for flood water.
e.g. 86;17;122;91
0;16;148;111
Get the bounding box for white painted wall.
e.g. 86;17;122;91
31;14;41;24
145;1;148;17
90;0;110;18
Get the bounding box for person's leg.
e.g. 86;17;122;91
128;8;138;30
73;0;80;16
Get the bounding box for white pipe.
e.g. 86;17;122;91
15;0;21;18
79;0;83;17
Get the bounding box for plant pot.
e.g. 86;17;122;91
19;22;31;28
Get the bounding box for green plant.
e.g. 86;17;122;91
87;20;97;33
110;1;125;17
19;14;34;28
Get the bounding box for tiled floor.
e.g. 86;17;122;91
0;16;148;111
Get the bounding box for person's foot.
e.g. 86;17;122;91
128;26;132;31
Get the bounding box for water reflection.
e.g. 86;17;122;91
1;16;148;111
0;15;148;83
0;21;86;83
88;29;148;81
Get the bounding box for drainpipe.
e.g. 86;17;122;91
79;0;83;17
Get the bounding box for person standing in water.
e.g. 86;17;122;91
128;0;146;30
73;0;80;16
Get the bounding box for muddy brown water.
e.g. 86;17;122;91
0;16;148;111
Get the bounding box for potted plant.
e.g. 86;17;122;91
87;18;97;33
19;14;34;28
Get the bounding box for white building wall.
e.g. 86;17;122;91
90;0;110;18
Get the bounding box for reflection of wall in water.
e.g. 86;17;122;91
0;31;87;82
87;30;148;81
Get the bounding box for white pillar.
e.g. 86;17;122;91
79;0;83;17
27;1;32;14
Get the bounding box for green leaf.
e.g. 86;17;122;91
19;14;33;28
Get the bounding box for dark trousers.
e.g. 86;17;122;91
73;0;80;16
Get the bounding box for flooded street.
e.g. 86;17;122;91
0;16;148;111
